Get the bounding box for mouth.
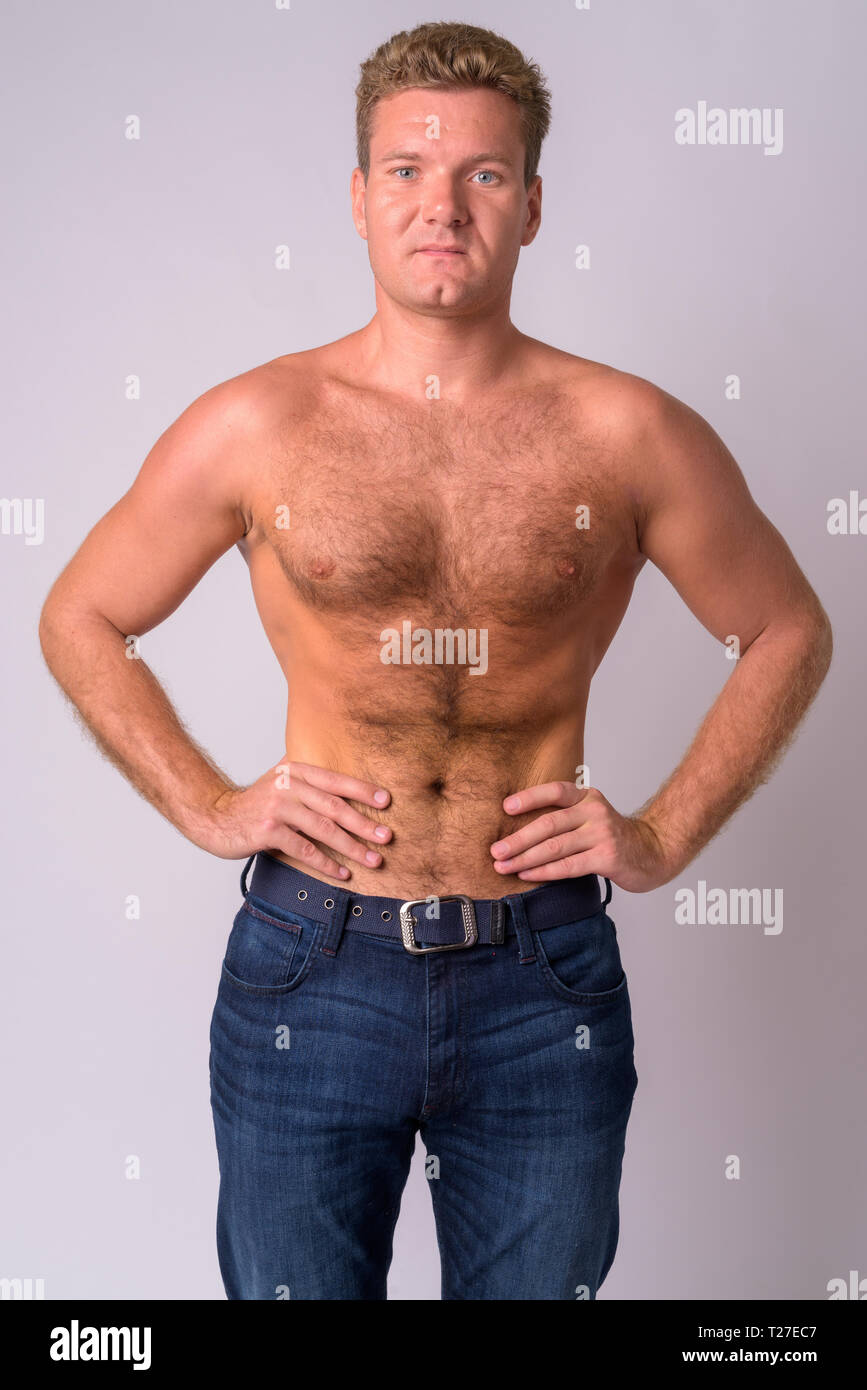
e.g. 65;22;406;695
416;247;466;256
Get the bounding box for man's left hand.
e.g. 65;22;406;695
490;783;680;893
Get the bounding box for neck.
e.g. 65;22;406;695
353;293;526;404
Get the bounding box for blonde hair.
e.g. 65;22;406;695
355;20;552;189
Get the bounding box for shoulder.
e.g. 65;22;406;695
547;351;689;441
520;340;674;438
554;355;739;494
181;348;328;435
124;352;327;550
157;348;334;489
540;353;751;549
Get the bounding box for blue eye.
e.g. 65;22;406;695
391;167;501;183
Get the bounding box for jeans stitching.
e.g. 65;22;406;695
242;897;304;934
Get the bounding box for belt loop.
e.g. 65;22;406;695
240;853;256;900
319;886;351;957
602;876;612;908
505;891;536;964
489;899;505;946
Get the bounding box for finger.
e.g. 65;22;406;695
493;827;594;873
288;805;385;868
515;848;599;882
502;781;586;816
296;783;392;844
491;805;589;860
269;828;352;881
289;762;391;808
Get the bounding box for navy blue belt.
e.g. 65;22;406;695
242;851;612;955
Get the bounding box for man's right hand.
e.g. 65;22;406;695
200;761;393;879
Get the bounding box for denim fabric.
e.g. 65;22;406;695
209;869;638;1300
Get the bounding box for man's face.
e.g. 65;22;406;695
351;86;542;316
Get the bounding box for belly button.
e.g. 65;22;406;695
428;778;446;795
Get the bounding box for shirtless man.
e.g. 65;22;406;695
38;22;832;1301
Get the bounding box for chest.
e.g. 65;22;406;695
254;400;636;624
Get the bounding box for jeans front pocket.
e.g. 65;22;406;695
533;908;628;1005
221;894;320;996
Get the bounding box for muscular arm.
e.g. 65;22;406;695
628;383;833;875
38;380;253;847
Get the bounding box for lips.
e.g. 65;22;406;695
417;246;465;254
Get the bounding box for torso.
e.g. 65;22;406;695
237;334;647;898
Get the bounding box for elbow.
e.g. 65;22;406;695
39;598;118;659
816;615;833;678
790;607;833;683
38;593;56;646
755;605;833;684
801;598;833;666
38;593;84;663
38;599;63;666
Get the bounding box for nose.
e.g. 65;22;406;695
421;171;469;227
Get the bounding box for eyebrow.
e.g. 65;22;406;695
376;149;515;167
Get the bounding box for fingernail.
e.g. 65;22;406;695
374;826;390;839
504;797;520;812
491;841;508;856
374;790;389;804
339;866;350;878
497;859;514;870
365;850;381;865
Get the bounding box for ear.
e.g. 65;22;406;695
521;175;542;247
350;167;368;240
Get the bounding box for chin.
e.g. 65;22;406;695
409;276;478;305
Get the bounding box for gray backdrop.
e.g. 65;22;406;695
2;0;864;1300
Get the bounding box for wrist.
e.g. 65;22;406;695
183;779;241;850
632;813;688;885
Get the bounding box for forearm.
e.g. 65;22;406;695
39;607;241;848
633;617;833;877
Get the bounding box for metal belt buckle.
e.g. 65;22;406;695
399;894;478;954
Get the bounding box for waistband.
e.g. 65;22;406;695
242;851;612;948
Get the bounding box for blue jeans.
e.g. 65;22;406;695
209;852;638;1300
